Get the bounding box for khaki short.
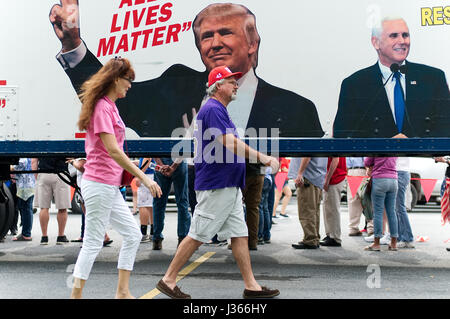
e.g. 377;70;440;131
33;173;71;209
188;187;248;243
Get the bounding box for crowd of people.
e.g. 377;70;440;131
287;156;450;252
1;57;449;299
4;150;449;297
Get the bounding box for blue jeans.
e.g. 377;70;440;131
371;178;398;238
17;196;34;237
153;159;191;240
396;171;414;242
267;174;275;223
258;178;272;240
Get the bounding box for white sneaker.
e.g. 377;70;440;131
380;233;391;245
398;241;415;249
141;234;151;243
364;234;374;242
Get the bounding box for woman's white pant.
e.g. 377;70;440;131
73;179;141;280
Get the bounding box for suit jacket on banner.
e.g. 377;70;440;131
65;49;324;138
333;61;450;138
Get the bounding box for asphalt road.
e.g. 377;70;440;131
1;198;449;307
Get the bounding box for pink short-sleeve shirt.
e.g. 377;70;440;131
82;96;125;186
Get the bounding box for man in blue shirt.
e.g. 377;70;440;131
156;66;280;299
11;158;36;241
288;157;328;249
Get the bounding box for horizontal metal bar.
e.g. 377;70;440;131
0;138;449;158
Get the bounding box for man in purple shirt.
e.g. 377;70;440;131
156;66;280;299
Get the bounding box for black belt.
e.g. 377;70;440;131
349;167;365;169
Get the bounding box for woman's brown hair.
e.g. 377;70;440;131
77;57;135;131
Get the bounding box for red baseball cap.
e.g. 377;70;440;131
208;66;243;87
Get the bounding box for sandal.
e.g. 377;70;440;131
12;234;32;241
388;245;398;251
364;245;380;251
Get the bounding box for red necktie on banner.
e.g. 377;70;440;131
419;179;438;203
346;176;366;198
274;172;288;191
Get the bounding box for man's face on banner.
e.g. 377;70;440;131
373;19;410;67
198;15;257;73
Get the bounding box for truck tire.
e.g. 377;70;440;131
0;183;15;238
0;199;6;239
70;192;83;215
409;183;418;211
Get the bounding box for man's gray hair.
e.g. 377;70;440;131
371;16;406;39
206;78;226;97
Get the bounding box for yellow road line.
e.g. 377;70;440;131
139;251;216;299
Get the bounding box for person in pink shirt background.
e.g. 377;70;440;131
364;156;399;251
70;57;162;299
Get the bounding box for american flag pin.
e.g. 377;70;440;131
410;81;417;85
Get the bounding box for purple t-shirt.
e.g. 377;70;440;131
194;98;246;191
364;157;398;179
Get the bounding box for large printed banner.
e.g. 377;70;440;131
0;0;449;141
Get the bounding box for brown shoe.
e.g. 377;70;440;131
349;231;362;236
156;280;191;299
243;286;280;299
153;239;163;250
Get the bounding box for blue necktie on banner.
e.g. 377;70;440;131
393;71;405;133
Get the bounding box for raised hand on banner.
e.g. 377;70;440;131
49;0;81;52
182;108;198;131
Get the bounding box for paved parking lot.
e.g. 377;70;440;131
1;199;449;305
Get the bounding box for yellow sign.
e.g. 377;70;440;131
421;6;450;25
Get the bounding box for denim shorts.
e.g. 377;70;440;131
188;187;248;243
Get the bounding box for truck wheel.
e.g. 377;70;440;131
70;192;83;215
0;199;5;239
0;183;15;238
409;184;418;211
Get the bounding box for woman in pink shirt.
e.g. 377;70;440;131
364;157;398;251
70;57;162;299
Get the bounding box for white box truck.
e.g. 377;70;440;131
1;0;449;234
